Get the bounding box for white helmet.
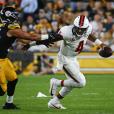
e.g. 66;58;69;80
72;15;89;37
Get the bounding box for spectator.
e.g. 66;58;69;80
62;11;73;25
38;9;46;19
45;1;54;21
35;18;51;34
94;1;102;9
86;1;95;20
101;23;114;46
51;21;59;32
20;0;38;21
110;24;114;51
38;0;47;9
22;15;35;32
90;14;102;37
52;12;63;28
54;0;66;14
1;0;114;52
6;0;18;7
103;2;114;16
104;15;114;32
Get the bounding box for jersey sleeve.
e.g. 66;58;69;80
58;26;69;40
8;23;21;30
87;24;93;35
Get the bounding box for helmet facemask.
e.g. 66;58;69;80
72;25;88;38
73;15;89;38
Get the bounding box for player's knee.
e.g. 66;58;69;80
78;79;86;88
73;78;86;88
0;86;6;96
78;73;86;88
71;80;86;88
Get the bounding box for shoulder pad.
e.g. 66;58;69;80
8;23;20;30
0;23;4;27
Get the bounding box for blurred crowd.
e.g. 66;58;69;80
0;0;114;51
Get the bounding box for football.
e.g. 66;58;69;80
99;46;113;58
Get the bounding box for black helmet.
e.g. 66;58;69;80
0;6;19;23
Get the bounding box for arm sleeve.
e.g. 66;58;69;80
36;32;63;46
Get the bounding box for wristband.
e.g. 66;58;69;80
41;34;49;40
94;39;102;45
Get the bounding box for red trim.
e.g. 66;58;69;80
61;80;64;86
79;15;85;27
50;84;53;96
63;66;79;83
51;104;60;109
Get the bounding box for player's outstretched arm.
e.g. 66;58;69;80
19;32;63;49
25;33;63;48
7;28;41;41
36;32;63;47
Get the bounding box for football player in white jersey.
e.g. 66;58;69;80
43;15;110;109
24;15;110;109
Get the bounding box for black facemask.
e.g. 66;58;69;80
72;26;88;36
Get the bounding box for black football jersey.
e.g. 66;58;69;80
0;23;20;58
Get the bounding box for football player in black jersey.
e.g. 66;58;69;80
0;6;51;109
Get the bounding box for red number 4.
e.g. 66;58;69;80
75;40;84;53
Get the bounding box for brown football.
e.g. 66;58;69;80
99;46;113;58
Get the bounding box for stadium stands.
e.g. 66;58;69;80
0;0;114;52
0;0;114;75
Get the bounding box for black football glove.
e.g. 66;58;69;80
36;33;63;48
36;40;54;48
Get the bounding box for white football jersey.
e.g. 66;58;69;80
58;24;92;57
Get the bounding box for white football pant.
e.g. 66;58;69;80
52;52;86;97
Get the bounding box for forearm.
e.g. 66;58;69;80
8;29;41;41
17;39;31;44
37;32;63;44
23;32;63;48
88;34;103;46
88;35;112;58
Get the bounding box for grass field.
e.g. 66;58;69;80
0;74;114;114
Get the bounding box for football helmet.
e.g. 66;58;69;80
0;7;19;24
72;15;89;37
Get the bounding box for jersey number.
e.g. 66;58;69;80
75;40;84;53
